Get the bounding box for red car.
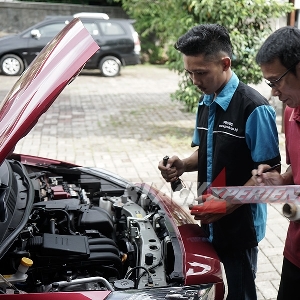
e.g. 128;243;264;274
0;19;226;299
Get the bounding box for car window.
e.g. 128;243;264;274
99;22;126;36
22;22;67;38
82;22;99;36
38;23;67;37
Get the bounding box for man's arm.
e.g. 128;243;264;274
182;149;199;173
281;165;294;185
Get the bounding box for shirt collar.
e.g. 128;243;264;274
200;72;239;110
293;106;300;123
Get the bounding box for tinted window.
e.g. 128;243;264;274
82;22;99;36
99;22;126;36
37;23;67;37
22;22;67;38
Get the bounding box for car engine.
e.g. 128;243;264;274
0;160;178;294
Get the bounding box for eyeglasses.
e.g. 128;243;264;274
265;62;298;88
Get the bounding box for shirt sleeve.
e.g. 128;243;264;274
245;105;280;163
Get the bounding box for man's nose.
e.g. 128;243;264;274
271;86;280;98
190;73;201;85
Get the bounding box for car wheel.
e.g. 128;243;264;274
0;54;25;76
99;56;121;77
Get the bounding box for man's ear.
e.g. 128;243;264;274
221;57;231;71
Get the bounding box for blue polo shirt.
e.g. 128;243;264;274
192;72;280;250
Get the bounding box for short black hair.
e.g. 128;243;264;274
174;24;233;59
256;26;300;69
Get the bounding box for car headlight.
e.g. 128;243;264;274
105;284;215;299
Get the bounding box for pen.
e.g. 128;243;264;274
256;163;281;176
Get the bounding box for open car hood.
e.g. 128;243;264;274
0;19;226;299
0;18;100;166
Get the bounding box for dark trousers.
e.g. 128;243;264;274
277;257;300;300
216;246;258;300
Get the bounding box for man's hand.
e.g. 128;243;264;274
158;155;185;182
251;164;284;186
189;194;241;224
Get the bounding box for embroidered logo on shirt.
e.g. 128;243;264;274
218;120;238;132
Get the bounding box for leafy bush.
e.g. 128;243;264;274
114;0;294;111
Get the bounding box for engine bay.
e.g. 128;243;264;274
0;159;179;294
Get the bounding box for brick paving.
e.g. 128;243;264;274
0;65;290;299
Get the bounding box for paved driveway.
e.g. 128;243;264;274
0;65;289;300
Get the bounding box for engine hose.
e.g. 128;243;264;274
137;257;163;286
35;208;77;235
137;240;164;285
51;208;77;235
96;265;121;279
49;218;56;234
125;266;153;289
50;276;114;292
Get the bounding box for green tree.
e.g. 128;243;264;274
114;0;294;111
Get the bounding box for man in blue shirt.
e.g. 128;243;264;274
158;24;281;300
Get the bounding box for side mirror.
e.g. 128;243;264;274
31;29;41;39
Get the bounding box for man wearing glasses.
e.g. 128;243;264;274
264;61;299;88
253;26;300;300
